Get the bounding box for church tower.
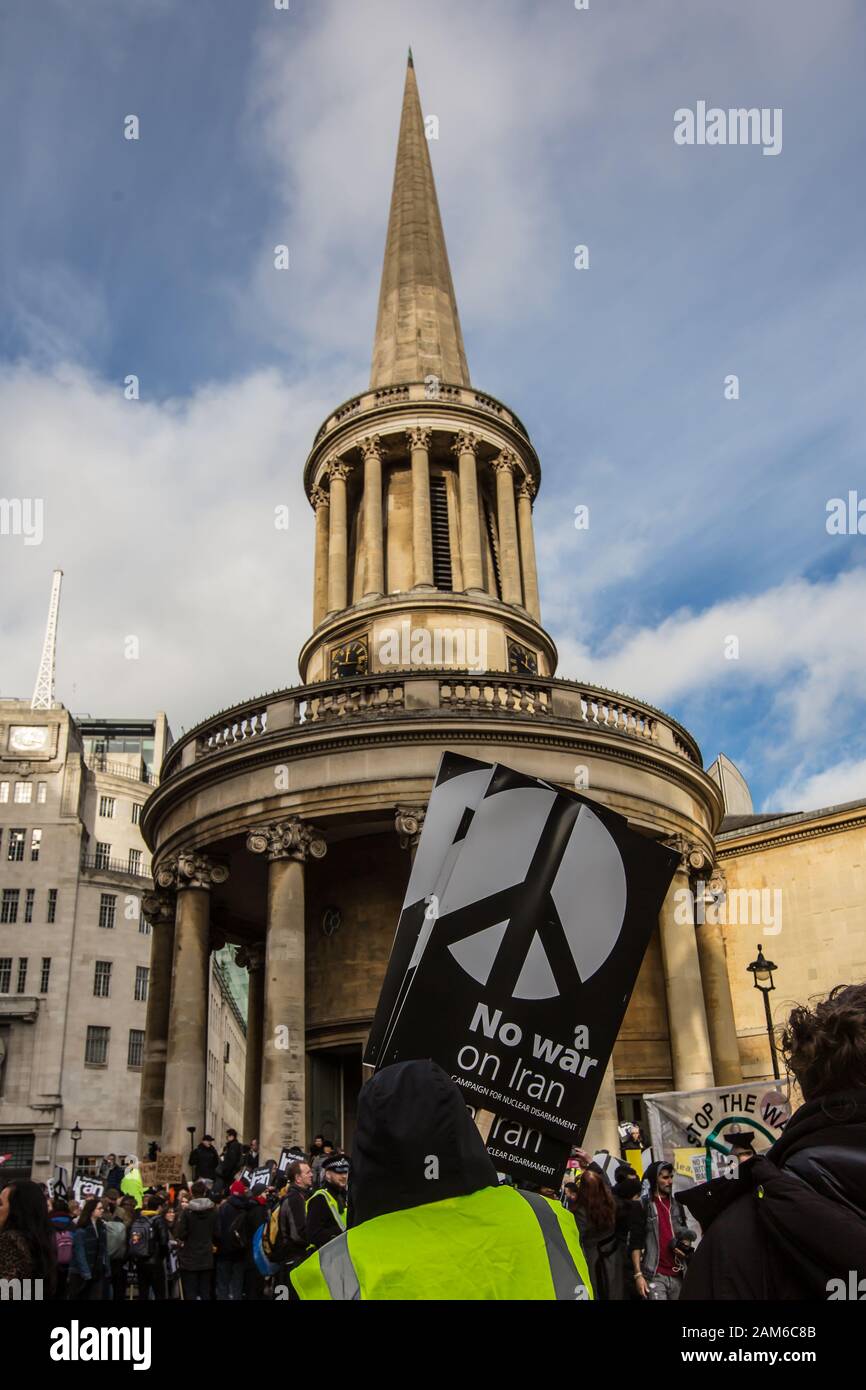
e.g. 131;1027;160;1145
300;55;553;685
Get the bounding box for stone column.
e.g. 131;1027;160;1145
137;889;175;1152
361;436;384;598
516;479;541;622
247;818;327;1158
395;805;426;864
327;460;352;613
695;863;743;1086
311;486;330;628
159;852;229;1157
408;427;434;588
581;1057;620;1158
453;431;483;592
658;841;715;1092
493;451;523;606
236;943;266;1144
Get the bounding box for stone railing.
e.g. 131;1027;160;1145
313;381;530;446
159;671;702;783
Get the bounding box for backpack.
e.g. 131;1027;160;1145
128;1215;154;1261
221;1204;248;1256
54;1228;73;1267
104;1219;128;1263
252;1223;278;1277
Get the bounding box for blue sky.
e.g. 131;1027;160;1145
1;0;865;812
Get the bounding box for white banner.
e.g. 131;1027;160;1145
644;1082;791;1188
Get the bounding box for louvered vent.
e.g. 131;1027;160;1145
430;475;453;590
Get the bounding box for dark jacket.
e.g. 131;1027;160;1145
219;1139;243;1184
277;1186;310;1262
306;1183;347;1250
682;1087;866;1300
632;1162;691;1280
349;1058;498;1227
104;1165;125;1192
216;1193;251;1260
175;1197;218;1271
189;1144;220;1182
71;1220;110;1282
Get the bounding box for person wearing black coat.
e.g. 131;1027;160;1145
214;1184;252;1300
682;982;866;1300
217;1130;243;1194
188;1136;220;1187
175;1181;218;1301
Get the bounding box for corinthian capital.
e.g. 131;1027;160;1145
407;426;432;451
451;430;479;458
141;889;175;927
327;457;354;485
517;477;536;503
360;434;383;461
235;942;266;973
395;805;426;851
311;486;330;511
155;851;230;891
246;817;327;863
492;449;519;477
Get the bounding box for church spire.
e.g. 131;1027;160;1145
370;55;470;389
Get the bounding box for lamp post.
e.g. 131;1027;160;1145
747;944;780;1081
70;1121;82;1180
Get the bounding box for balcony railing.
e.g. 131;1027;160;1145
84;755;157;786
159;669;703;784
312;381;531;448
81;854;151;879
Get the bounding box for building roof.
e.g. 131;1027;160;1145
369;53;470;389
718;796;866;841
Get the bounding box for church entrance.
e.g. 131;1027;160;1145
307;1045;363;1152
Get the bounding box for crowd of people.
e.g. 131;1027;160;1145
0;982;863;1300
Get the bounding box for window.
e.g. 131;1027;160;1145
30;829;42;862
47;889;58;923
99;795;116;818
1;890;19;924
139;917;151;936
24;888;34;923
0;959;11;993
131;802;141;826
7;829;25;862
85;1025;109;1066
0;781;8;802
37;782;47;804
98;894;116;930
40;958;51;993
94;842;111;869
128;1029;145;1068
16;959;27;994
128;848;142;875
93;960;112;998
13;782;32;804
134;965;149;1002
224;1041;231;1064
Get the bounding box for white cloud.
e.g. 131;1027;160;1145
766;757;866;813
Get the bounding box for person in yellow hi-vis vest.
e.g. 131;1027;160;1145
291;1059;592;1301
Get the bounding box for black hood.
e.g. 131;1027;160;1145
349;1059;498;1227
642;1160;672;1196
768;1087;866;1217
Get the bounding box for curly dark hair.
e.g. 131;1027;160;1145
781;982;866;1100
2;1180;58;1294
574;1168;616;1232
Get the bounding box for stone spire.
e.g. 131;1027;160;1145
370;54;470;389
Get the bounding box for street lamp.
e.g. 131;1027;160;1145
70;1122;82;1180
747;944;780;1080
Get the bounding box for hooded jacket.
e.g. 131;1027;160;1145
175;1197;218;1272
632;1161;691;1280
348;1058;499;1228
682;1087;866;1300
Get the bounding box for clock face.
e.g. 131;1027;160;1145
508;642;538;677
330;638;368;680
9;725;50;752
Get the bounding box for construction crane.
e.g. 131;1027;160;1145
31;569;63;710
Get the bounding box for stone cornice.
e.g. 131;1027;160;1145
716;808;866;859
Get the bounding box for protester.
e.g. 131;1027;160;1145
271;1160;314;1293
102;1199;130;1301
49;1194;75;1299
120;1156;144;1210
571;1167;618;1299
610;1175;644;1299
292;1059;592;1300
306;1156;349;1249
243;1184;269;1301
217;1128;243;1193
619;1121;648;1157
311;1139;335;1188
214;1178;252;1299
68;1198;110;1299
189;1135;220;1188
242;1138;260;1169
129;1190;170;1300
682;982;866;1300
0;1179;58;1296
630;1162;692;1301
175;1179;218;1300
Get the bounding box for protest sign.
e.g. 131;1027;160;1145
73;1176;104;1202
155;1152;183;1183
365;752;495;1067
375;759;679;1164
278;1147;305;1173
248;1165;272;1192
139;1162;157;1187
644;1083;791;1186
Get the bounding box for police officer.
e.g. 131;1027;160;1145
306;1156;349;1249
291;1059;592;1301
